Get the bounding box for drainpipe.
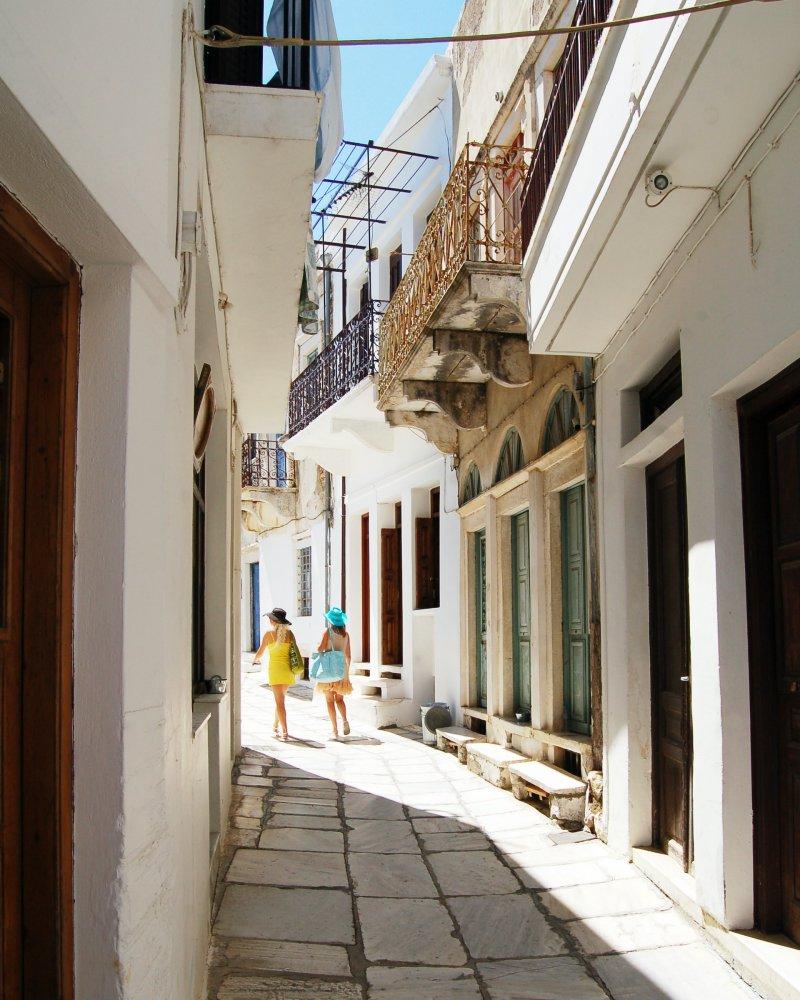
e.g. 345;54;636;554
581;358;602;772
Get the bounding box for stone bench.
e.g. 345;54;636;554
465;742;527;789
436;726;485;763
508;760;587;830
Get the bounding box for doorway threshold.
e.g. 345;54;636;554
632;847;701;924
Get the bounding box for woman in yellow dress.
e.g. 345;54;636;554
253;607;297;740
315;607;353;740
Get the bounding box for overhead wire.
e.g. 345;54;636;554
196;0;769;50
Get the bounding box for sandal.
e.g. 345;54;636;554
342;722;351;737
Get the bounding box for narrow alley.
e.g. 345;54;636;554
207;673;757;998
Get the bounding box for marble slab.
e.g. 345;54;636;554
427;851;521;896
347;819;418;854
214;885;354;944
257;828;345;854
448;894;567;960
367;965;480;998
265;813;342;831
539;877;671;921
592;943;759;998
226;849;348;888
568;907;701;955
349;851;437;898
342;794;406;820
210;937;351;978
216;974;361;999
270;801;339;817
357;897;467;965
477;956;607;999
421;832;493;853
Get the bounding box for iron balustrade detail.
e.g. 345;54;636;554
287;300;387;437
377;141;532;403
521;0;613;251
242;435;296;489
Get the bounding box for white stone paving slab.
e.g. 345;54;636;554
411;817;475;835
257;828;344;853
216;974;361;999
568;907;701;955
235;774;273;787
214;885;354;944
539;877;671;921
428;851;521;896
210;937;352;978
514;857;637;891
342;793;406;820
270;801;339;817
358;897;467;965
264;813;342;830
592;942;759;998
349;852;437;898
226;848;348;888
347;818;418;854
477;956;607;999
449;895;568;960
421;831;493;853
367;965;481;998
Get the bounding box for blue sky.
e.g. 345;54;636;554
332;0;464;143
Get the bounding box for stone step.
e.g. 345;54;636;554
508;760;587;830
346;696;419;730
465;742;527;790
349;674;404;700
436;726;485;763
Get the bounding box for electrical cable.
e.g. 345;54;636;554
196;0;770;50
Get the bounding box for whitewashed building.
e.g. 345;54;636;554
0;0;336;995
519;0;800;991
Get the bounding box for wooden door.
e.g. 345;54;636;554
381;527;402;664
249;561;260;651
361;514;370;661
741;364;800;943
562;484;590;733
647;445;692;869
511;511;532;712
0;188;78;997
475;530;487;708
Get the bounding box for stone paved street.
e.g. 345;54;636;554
207;672;760;999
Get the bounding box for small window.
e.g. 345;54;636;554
297;546;312;617
494;428;525;484
305;348;318;370
389;245;403;296
543;389;580;454
460;464;482;505
359;282;369;310
640;351;682;430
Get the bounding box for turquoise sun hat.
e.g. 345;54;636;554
325;606;348;628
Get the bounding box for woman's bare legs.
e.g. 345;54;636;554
334;693;349;735
324;690;339;738
272;685;289;739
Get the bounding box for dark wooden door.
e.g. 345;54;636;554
381;527;402;664
475;529;487;708
361;513;370;662
0;188;78;998
740;365;800;944
562;484;590;733
249;561;261;651
511;511;531;712
647;444;692;870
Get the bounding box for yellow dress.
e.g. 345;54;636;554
267;641;295;686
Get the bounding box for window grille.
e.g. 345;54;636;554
297;546;312;617
460;464;482;505
494;428;526;484
543;389;581;454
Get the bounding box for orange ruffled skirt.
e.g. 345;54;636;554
316;677;353;695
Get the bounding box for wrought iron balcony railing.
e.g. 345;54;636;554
287;300;387;438
521;0;612;251
377;141;532;403
242;435;296;489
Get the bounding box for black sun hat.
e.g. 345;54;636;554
267;607;292;626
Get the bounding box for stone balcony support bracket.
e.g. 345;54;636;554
385;409;459;455
432;329;533;388
401;380;487;430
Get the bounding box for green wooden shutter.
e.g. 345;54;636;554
561;484;590;734
475;530;487;708
511;511;532;713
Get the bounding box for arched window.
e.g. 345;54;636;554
460;464;482;505
542;389;580;454
494;428;525;484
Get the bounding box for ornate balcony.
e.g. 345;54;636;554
287;300;386;438
521;0;612;250
241;434;297;533
377;142;535;444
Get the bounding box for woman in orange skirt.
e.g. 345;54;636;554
316;606;352;740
